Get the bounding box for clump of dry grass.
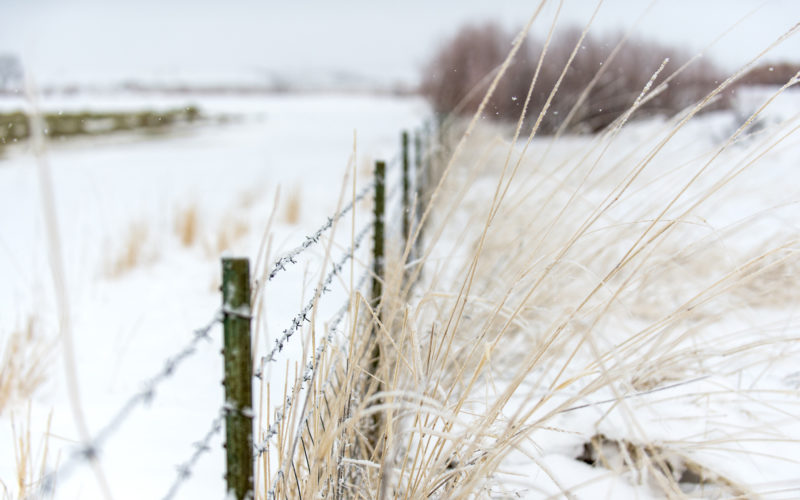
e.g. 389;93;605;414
104;220;158;278
257;6;800;499
0;318;53;499
283;186;302;225
174;203;200;247
0;317;51;415
4;407;56;500
177;186;264;252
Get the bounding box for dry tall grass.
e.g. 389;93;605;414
284;186;302;225
174;203;200;247
1;317;54;499
0;317;50;416
4;407;55;500
258;5;800;499
104;220;157;278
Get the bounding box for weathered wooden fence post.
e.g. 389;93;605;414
221;258;254;500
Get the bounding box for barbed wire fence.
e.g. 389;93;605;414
31;126;436;500
261;136;432;499
34;310;223;498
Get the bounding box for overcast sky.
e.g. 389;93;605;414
1;0;798;87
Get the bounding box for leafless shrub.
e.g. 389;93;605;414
420;23;729;134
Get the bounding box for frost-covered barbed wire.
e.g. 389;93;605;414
162;410;225;500
255;222;373;378
264;181;374;284
263;271;369;500
34;310;222;497
255;269;368;462
93;311;222;446
262;153;400;287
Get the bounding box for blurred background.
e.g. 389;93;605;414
0;1;798;499
1;0;798;94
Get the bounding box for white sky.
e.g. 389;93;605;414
1;0;798;86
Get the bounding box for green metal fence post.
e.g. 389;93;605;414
221;258;254;500
367;159;386;452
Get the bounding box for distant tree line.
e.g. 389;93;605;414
739;62;800;86
419;24;793;134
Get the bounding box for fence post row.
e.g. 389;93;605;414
221;258;254;500
214;130;427;491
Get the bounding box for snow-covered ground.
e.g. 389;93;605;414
0;93;427;499
408;86;800;499
1;84;799;499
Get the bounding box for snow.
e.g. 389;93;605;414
1;83;799;498
0;92;426;499
414;86;800;499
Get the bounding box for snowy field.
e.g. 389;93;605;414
404;86;800;499
0;93;427;499
1;84;799;500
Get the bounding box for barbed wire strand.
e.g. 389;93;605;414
264;272;369;500
260;151;400;288
264;333;348;500
254;151;398;478
264;181;374;284
255;268;368;462
35;310;222;497
254;221;373;378
31;151;402;499
162;409;226;500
